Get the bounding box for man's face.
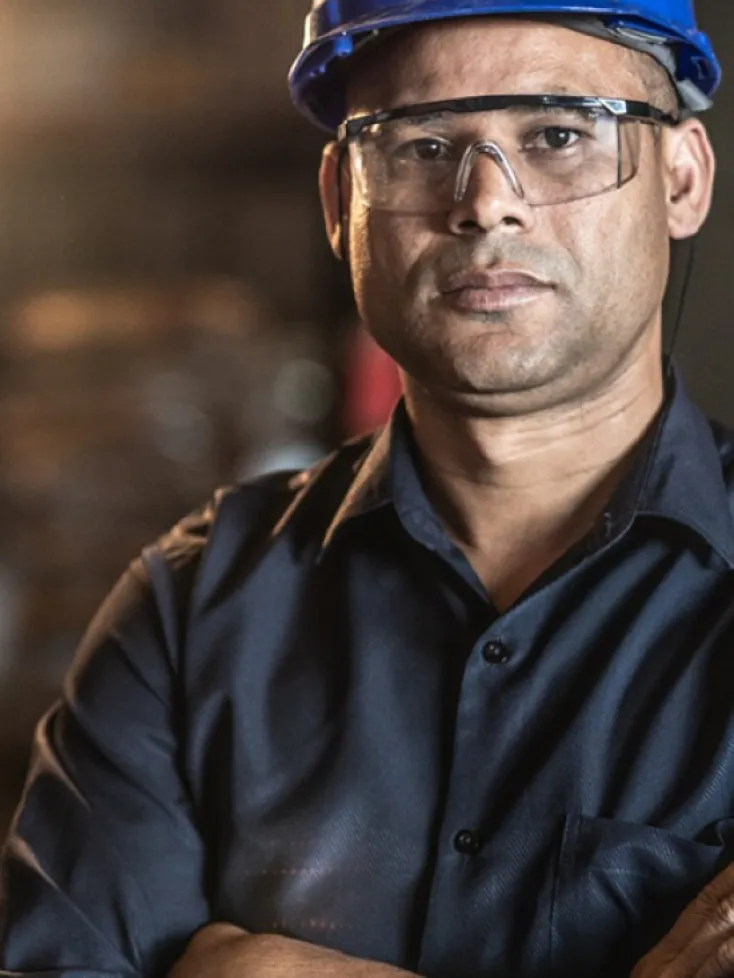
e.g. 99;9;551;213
327;18;712;415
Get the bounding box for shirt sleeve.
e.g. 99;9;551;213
0;554;210;978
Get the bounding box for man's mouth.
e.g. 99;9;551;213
440;267;554;313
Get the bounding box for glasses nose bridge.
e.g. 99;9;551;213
453;139;525;204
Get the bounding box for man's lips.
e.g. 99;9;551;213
442;267;553;292
440;267;554;313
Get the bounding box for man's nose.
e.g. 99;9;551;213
454;141;525;202
447;142;534;236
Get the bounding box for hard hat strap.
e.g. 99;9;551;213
664;235;697;378
336;144;350;263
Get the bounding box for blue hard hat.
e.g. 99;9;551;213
289;0;720;131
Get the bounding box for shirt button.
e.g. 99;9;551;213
454;829;482;855
482;640;511;664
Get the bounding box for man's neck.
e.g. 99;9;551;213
403;356;665;610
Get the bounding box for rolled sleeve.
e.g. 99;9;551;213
0;558;209;977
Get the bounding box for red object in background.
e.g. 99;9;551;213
342;326;403;437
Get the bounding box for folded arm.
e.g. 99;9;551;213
169;925;419;978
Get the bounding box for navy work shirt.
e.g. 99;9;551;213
3;371;734;978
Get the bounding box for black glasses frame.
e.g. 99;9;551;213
338;94;679;141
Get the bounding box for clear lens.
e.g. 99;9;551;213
350;106;643;213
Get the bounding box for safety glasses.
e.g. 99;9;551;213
338;94;678;212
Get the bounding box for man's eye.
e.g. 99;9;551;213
396;138;453;162
527;127;584;151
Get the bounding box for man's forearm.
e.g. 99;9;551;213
169;924;420;978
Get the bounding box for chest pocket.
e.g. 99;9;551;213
550;815;725;978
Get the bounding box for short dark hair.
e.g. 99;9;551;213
631;49;680;116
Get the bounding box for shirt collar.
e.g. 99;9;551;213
321;367;734;567
629;367;734;566
320;400;443;553
320;421;395;551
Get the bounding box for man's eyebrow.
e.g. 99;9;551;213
510;104;601;118
375;111;456;129
401;112;454;125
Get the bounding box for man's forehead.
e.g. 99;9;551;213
346;17;649;113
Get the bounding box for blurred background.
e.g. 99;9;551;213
0;0;730;833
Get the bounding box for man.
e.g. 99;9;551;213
1;1;733;976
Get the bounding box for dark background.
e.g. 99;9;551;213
673;2;734;414
0;0;730;831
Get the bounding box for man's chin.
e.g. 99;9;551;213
401;343;574;410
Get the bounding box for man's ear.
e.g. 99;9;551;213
319;141;350;261
664;119;716;240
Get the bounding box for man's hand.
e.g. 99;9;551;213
168;923;420;978
631;863;734;978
